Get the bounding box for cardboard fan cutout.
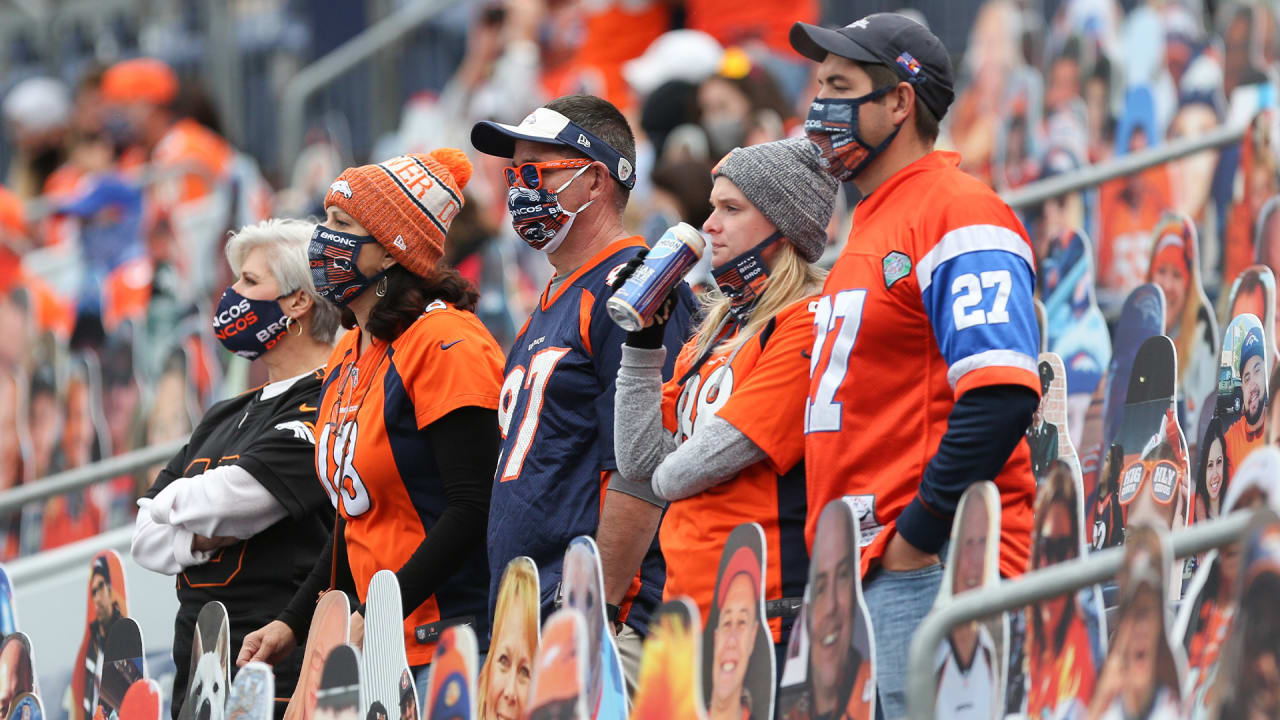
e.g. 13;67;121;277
98;618;145;719
1209;508;1280;718
559;537;627;720
422;625;477;720
0;565;18;639
1174;449;1280;719
286;590;350;720
226;662;274;720
72;551;129;720
630;599;706;720
527;610;589;720
1029;353;1084;482
177;602;230;720
702;524;774;720
1037;228;1113;446
6;694;41;720
0;633;37;719
478;557;539;720
362;571;411;720
1146;212;1218;437
1216;314;1269;475
1087;520;1185;718
1097;335;1190;555
1100;283;1166;463
777;500;875;720
316;645;362;720
1225;266;1278;369
118;680;161;720
1020;461;1107;719
933;482;1007;720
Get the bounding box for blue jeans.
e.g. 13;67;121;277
862;562;945;720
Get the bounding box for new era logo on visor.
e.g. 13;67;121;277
577;134;592;148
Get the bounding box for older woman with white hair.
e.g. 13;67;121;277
131;218;339;718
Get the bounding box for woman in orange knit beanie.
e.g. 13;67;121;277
240;149;506;703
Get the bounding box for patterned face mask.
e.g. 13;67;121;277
712;230;784;322
506;164;595;254
211;286;290;360
805;87;903;182
308;225;386;306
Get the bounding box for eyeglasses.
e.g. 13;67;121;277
504;159;592;189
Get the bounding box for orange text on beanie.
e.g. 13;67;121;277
325;148;473;278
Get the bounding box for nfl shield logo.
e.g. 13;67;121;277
883;251;912;288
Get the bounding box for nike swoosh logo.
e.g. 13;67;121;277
299;403;318;413
440;339;465;350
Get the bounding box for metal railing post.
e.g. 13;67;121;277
905;509;1257;720
277;0;455;176
999;123;1247;210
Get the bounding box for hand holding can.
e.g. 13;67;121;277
607;222;705;331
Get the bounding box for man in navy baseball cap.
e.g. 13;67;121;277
793;13;1042;720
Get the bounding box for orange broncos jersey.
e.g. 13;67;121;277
315;300;503;665
659;298;813;643
805;151;1039;580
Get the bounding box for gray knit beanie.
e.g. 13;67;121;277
712;137;838;263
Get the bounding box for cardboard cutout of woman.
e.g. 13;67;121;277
1087;521;1184;720
1024;461;1107;719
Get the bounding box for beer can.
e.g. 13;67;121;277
607;222;705;332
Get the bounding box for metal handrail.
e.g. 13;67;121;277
276;0;455;175
1000;122;1247;210
0;438;188;517
905;509;1257;720
6;526;133;587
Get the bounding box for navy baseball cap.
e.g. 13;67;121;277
790;14;955;121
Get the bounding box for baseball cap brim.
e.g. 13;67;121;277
471;107;575;159
790;22;881;65
470;107;636;189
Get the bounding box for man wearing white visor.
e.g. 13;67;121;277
471;95;695;686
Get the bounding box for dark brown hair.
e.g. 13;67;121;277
340;264;479;342
858;61;939;143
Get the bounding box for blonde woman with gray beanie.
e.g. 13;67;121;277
613;137;837;671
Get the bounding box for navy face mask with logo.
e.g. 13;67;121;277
212;287;291;360
712;230;784;322
805;86;904;182
308;225;387;306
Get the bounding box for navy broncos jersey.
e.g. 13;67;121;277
489;236;695;633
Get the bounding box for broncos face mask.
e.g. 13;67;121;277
308;225;387;306
805;86;903;182
712;230;784;322
506;163;595;254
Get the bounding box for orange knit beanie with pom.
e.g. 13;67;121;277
324;148;472;278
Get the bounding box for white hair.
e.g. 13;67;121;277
224;218;339;343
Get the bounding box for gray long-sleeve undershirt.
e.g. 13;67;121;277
614;344;767;501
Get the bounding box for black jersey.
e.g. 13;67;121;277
147;370;331;718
